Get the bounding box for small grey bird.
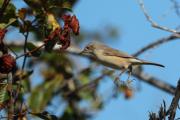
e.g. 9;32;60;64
81;42;164;72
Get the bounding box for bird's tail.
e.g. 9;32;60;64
131;58;165;68
140;61;164;67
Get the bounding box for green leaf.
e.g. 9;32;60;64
60;107;74;120
92;97;103;110
17;70;33;93
61;1;72;12
0;23;6;29
79;68;92;84
27;42;41;57
30;111;58;120
0;2;16;23
24;0;42;9
0;84;10;109
44;38;57;52
28;74;63;112
7;18;16;26
79;90;93;100
0;18;17;29
48;0;73;12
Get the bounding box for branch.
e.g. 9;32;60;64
15;43;45;59
64;70;114;97
133;33;180;57
167;79;180;120
6;40;176;95
170;0;180;18
133;70;175;94
137;0;180;33
22;28;29;70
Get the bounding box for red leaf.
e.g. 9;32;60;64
70;15;80;35
0;54;16;74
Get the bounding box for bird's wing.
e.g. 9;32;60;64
102;46;133;58
100;44;164;67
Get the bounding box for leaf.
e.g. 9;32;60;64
79;89;94;100
7;18;17;26
30;111;58;120
28;74;63;112
19;70;33;92
19;20;32;34
61;1;72;12
46;13;60;30
79;68;92;84
60;107;74;120
0;23;6;29
49;1;73;12
0;84;9;109
21;78;31;93
18;8;27;20
27;42;41;57
44;40;56;53
24;0;42;9
0;18;17;29
0;2;16;24
92;97;103;110
0;84;9;103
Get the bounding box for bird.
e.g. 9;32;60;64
81;42;164;79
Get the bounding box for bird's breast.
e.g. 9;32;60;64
94;51;130;70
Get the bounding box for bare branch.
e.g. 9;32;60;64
170;0;180;18
167;79;180;120
137;0;180;33
133;34;180;57
133;70;175;94
64;70;114;97
22;28;29;70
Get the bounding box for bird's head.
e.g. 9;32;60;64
80;43;95;55
81;42;107;57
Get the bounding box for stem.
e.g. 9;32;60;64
167;79;180;120
7;73;14;120
21;31;29;70
133;34;180;57
16;43;45;60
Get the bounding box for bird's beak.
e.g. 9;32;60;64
80;49;90;56
80;50;86;55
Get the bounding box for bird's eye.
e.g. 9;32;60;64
86;46;90;49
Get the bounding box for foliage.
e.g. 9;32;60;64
0;0;121;119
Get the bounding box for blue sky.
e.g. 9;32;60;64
73;0;180;120
9;0;180;120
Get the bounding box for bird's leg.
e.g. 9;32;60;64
114;68;127;87
115;69;127;81
127;66;132;81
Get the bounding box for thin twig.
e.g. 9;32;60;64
166;79;180;120
137;0;180;33
64;70;114;97
170;0;180;18
7;46;18;57
16;43;45;60
133;34;180;57
7;73;15;120
22;30;29;70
